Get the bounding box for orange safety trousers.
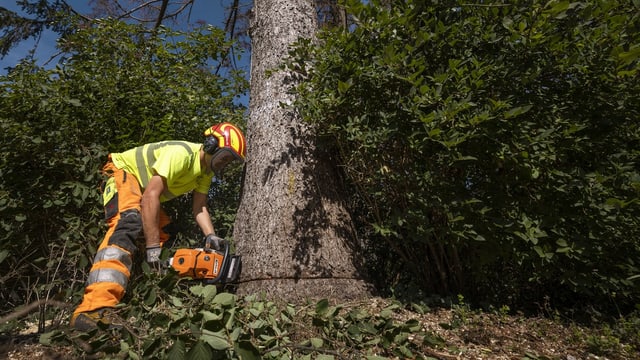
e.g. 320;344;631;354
74;157;171;315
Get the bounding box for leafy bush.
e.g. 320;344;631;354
290;0;640;311
0;18;247;311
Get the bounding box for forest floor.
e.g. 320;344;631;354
1;297;638;359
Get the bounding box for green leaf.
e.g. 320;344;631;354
398;345;413;358
315;298;329;315
202;285;218;303
201;330;230;350
189;284;205;296
317;355;335;360
144;287;157;306
143;336;161;356
67;98;82;106
504;105;532;119
0;250;8;264
171;296;183;307
359;321;378;335
310;337;323;348
234;341;260;360
379;309;393;319
618;45;640;66
225;308;236;330
187;340;213;360
212;292;235;306
249;319;266;329
545;1;570;17
38;330;64;346
201;310;223;322
454;155;478;162
502;16;513;29
337;79;352;94
167;339;186;360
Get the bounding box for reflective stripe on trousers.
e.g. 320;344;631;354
73;161;142;314
73;159;172;315
87;246;132;287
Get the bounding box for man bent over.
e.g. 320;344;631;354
71;123;246;331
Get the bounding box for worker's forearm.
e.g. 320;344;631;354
195;208;215;236
141;195;161;247
193;192;215;236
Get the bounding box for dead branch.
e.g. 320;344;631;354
0;300;71;324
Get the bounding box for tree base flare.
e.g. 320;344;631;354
237;277;375;303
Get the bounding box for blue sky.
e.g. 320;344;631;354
0;0;233;73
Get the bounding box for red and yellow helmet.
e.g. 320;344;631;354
203;122;246;161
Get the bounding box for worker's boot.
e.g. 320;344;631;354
70;308;123;331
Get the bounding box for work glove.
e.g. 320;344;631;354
204;234;225;251
146;245;162;263
146;245;166;274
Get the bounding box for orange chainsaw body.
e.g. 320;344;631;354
169;246;241;284
171;248;223;280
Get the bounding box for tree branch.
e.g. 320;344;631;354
0;299;70;324
154;0;169;29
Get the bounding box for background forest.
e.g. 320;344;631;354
1;0;639;359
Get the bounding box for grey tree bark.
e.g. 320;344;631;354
233;0;373;302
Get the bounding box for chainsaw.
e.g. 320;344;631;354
168;240;241;285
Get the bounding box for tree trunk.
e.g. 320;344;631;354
233;0;373;302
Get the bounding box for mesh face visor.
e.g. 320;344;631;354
210;148;238;175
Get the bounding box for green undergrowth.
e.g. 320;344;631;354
39;269;444;359
31;270;640;359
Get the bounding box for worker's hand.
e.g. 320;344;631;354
146;245;162;263
146;245;167;274
204;234;225;251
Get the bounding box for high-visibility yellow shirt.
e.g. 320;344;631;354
111;141;213;202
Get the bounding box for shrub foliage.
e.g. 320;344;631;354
289;0;640;309
40;271;441;359
0;18;247;310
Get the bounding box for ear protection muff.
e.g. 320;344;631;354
203;136;219;155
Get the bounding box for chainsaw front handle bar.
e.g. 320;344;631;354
204;234;225;251
203;240;231;284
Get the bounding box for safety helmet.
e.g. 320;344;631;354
203;122;246;161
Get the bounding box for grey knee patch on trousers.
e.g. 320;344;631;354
94;246;133;271
108;209;142;254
